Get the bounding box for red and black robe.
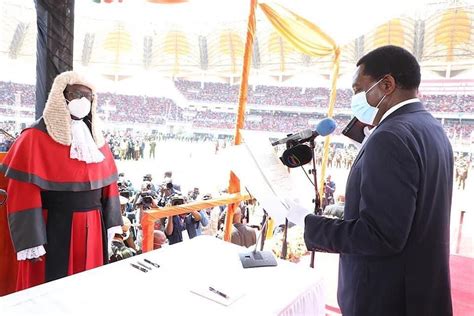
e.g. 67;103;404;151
0;119;122;291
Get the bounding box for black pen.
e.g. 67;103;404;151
137;261;152;270
130;263;148;273
209;286;229;299
144;258;160;268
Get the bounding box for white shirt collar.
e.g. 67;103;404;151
361;98;420;147
379;98;420;124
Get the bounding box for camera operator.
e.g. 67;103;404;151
117;182;133;200
118;172;134;189
117;172;135;203
109;216;139;262
163;171;181;192
142;174;157;192
188;187;200;201
136;181;159;210
157;180;181;207
133;181;160;237
184;205;209;239
164;195;186;245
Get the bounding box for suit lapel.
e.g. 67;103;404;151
352;146;366;169
348;142;367;178
348;102;425;174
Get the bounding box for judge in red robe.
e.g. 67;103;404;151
0;71;123;291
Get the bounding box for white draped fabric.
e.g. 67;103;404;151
0;236;325;316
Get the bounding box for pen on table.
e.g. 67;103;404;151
209;286;229;299
130;263;148;273
144;258;160;268
137;261;152;270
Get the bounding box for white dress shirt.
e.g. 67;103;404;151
362;98;420;146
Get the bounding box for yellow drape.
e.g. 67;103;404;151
319;48;340;201
224;0;257;242
259;3;336;57
259;2;341;204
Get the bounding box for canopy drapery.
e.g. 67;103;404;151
259;2;341;202
225;1;341;229
137;0;343;245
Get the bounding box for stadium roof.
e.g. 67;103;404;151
0;0;473;85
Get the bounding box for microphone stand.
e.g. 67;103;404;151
260;210;268;251
238;208;277;268
308;138;321;268
281;139;297;260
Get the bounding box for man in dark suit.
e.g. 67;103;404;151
300;46;454;315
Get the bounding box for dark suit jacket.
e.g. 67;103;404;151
304;102;453;316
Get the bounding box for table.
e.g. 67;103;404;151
0;236;325;316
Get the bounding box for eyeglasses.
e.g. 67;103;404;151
64;91;95;101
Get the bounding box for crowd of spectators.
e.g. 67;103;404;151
174;79;353;108
1;80;473;140
0;81;36;106
191;110;342;134
421;93;474;113
175;80;474;113
99;92;181;124
442;119;474;140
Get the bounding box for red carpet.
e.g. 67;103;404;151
323;255;474;315
451;255;474;316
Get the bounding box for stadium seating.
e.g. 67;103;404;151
0;80;473;138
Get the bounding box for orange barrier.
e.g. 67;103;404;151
0;152;18;296
141;193;251;252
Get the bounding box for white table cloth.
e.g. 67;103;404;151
0;236;325;316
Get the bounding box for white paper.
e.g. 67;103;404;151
222;130;303;225
284;197;313;227
240;130;295;195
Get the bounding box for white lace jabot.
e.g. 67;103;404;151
70;119;105;163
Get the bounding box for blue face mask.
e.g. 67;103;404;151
351;77;387;125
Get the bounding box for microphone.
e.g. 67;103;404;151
271;118;336;146
280;144;313;168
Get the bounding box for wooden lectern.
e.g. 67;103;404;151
0;152;18;296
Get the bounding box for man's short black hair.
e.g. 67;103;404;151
357;45;420;90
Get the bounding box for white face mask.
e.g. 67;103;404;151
66;97;91;119
350;77;386;125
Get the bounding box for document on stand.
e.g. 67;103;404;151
222;130;300;225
